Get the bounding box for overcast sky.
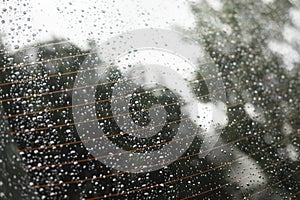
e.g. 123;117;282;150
1;0;196;50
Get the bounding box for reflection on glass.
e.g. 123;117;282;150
0;0;299;199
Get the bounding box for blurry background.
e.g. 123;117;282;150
0;0;299;199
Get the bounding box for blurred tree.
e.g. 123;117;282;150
0;0;299;199
0;37;38;200
189;0;300;199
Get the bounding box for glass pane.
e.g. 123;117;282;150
0;0;299;199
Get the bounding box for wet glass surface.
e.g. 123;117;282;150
0;0;299;199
